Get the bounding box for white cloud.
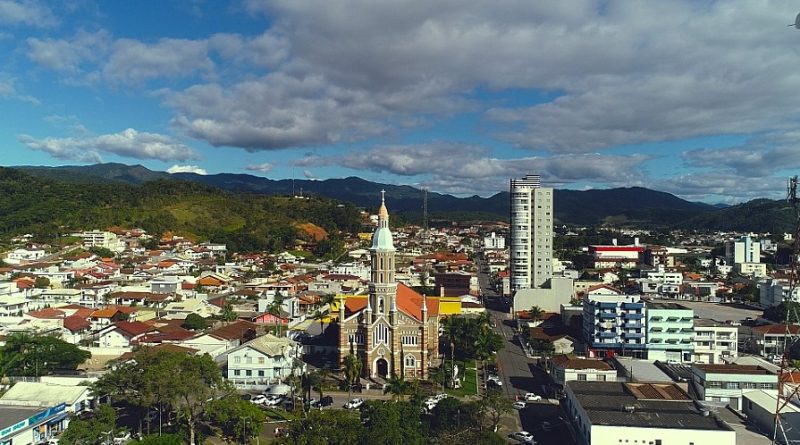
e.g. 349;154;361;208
0;74;39;105
26;30;111;73
304;142;651;194
244;162;273;173
0;0;57;28
167;164;207;175
303;169;315;179
18;128;200;163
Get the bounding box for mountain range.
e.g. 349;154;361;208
15;163;795;233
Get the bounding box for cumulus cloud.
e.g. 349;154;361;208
0;0;57;28
18;128;200;163
303;170;315;179
167;164;207;175
26;30;111;73
244;162;274;173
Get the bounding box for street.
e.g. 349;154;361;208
476;253;577;445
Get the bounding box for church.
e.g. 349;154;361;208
338;192;439;380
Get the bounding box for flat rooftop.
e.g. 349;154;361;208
647;302;689;310
568;381;734;432
693;318;731;327
694;364;774;375
0;405;42;429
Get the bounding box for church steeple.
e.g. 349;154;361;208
369;191;397;320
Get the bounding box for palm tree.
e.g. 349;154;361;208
342;354;362;399
267;294;285;336
528;305;543;324
311;309;326;334
220;303;237;325
383;374;411;401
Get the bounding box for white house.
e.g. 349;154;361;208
3;248;46;265
94;321;152;348
549;355;619;387
692;319;738;364
225;334;305;390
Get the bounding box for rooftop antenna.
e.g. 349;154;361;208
773;175;800;445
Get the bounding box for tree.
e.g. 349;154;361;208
311;309;326;334
528;305;543;323
476;391;512;433
764;301;800;323
277;409;364;445
93;349;229;445
360;400;426;445
60;404;117;445
0;333;91;376
138;434;183;445
220;303;237;324
383;374;411;401
342;354;362;398
205;396;266;440
34;276;50;289
181;313;208;331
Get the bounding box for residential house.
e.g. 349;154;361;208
225;334;304;389
94;321;152;348
162;299;221;320
752;324;800;358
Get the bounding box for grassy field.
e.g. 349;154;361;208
446;360;478;398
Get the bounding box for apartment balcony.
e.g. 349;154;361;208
624;323;643;329
599;302;618;309
622;302;644;309
598;331;618;339
649;316;663;322
599;312;618;320
623;332;645;339
623;313;644;320
597;322;615;329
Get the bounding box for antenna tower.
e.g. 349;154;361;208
773;175;800;444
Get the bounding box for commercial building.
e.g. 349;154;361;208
509;174;553;292
752;324;800;358
589;241;644;269
692;319;738;364
742;390;800;445
0;404;70;445
760;277;800;307
563;381;736;445
645;302;694;362
691;364;778;410
549;355;618;387
583;294;646;357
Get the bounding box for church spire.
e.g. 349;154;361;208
378;189;389;228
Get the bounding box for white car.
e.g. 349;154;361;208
112;432;131;445
524;393;542;402
250;394;268;405
487;376;503;386
512;401;526;410
508;431;536;444
423;400;438;412
433;393;448;402
263;395;283;406
344;397;364;409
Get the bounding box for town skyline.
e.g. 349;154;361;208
2;1;800;203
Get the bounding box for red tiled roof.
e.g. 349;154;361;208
27;308;65;319
551;354;613;370
344;297;368;316
113;321;152;337
90;308;120;319
63;315;91;333
210;320;258;341
754;324;800;335
396;282;439;321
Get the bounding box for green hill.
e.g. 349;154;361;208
18;163;721;228
0;168;361;253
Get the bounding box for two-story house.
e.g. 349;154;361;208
225;334;305;390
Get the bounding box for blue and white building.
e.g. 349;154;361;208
583;294;646;358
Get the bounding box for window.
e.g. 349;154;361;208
258;370;265;377
233;370;241;376
234;356;241;364
374;324;390;346
597;374;607;382
402;335;418;346
405;355;416;368
245;370;252;377
578;374;587;381
258;357;265;365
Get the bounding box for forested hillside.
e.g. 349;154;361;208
0;168;362;253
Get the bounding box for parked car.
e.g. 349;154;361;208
487;376;503;386
112;432;131;445
508;431;536;444
433;393;448;402
319;395;334;407
263;395;284;406
524;393;542;402
344;397;364;409
512;401;526;410
250;394;268;405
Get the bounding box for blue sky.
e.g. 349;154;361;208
2;1;800;203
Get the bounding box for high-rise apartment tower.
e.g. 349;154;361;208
510;174;553;292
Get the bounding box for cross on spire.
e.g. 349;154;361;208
380;189;386;203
